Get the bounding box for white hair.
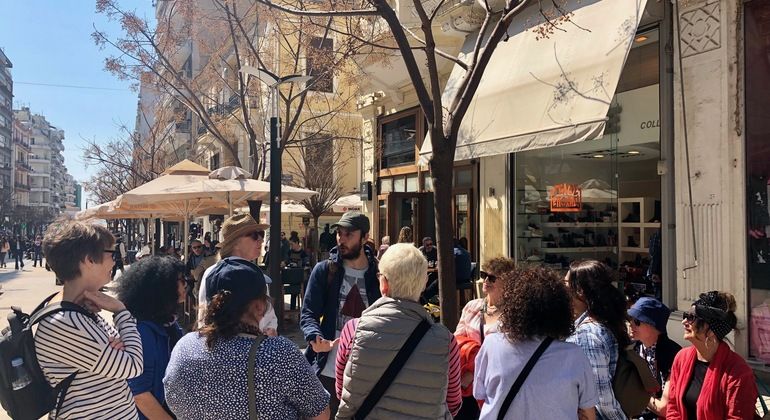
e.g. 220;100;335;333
378;243;428;301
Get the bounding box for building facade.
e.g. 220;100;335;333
11;117;30;207
0;49;14;218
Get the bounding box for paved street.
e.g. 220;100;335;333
0;258;59;323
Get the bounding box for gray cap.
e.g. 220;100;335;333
332;211;370;234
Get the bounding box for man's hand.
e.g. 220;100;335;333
309;336;339;353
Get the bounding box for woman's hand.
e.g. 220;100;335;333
83;290;126;313
309;336;339;353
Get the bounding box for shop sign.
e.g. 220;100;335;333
549;183;582;213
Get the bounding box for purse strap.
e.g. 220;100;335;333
354;319;432;420
247;334;267;420
497;337;553;420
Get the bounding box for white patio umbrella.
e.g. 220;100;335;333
332;194;363;213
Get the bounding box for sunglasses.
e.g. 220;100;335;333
479;271;497;283
682;311;701;323
104;249;116;254
628;318;642;327
246;231;265;241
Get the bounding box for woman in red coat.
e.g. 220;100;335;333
665;291;758;419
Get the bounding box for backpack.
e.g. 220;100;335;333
0;292;94;420
612;345;660;417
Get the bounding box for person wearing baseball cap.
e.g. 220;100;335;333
164;258;331;419
196;213;277;334
627;297;681;418
300;211;380;416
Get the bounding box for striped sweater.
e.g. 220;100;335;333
34;309;143;419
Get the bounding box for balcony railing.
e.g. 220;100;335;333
15;160;32;171
14;182;29;190
13;138;30;150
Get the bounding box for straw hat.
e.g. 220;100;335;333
216;214;268;255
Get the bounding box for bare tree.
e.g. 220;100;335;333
251;0;573;328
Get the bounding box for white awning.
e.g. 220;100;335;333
419;0;648;161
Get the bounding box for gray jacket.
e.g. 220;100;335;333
337;297;452;420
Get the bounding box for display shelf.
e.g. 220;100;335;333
542;222;616;228
619;222;661;228
620;246;650;253
542;247;617;253
618;197;661;259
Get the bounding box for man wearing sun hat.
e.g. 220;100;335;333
197;213;277;334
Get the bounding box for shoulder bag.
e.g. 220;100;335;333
247;334;267;420
496;337;553;420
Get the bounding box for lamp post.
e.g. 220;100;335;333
239;65;312;331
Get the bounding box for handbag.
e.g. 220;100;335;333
353;319;432;420
247;334;267;420
496;337;553;420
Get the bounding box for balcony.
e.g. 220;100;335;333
13;137;30;151
30;185;50;192
14;182;29;191
15;160;32;172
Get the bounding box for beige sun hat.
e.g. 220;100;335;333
216;214;269;256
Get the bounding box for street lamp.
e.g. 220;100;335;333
239;65;312;331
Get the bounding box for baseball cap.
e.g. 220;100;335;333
332;211;370;234
205;257;267;309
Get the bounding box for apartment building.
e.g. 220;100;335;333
14;107;73;215
11;117;30;206
0;49;13;214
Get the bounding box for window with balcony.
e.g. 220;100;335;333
307;37;334;93
210;153;220;170
378;109;423;170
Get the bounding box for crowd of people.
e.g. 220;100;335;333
0;233;46;270
22;211;763;419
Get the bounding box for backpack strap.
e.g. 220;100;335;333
497;337;553;420
353;319;432;420
247;334;267;420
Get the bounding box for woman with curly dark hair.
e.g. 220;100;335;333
163;257;330;419
116;256;186;420
474;266;598;419
565;260;629;420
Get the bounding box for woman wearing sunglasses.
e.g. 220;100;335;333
626;297;681;419
665;291;757;420
453;256;515;419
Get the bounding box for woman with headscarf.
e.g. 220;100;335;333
665;291;758;420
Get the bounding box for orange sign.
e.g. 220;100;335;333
549;183;582;213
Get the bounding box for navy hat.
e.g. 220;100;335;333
205;258;267;309
628;297;671;334
332;211;370;234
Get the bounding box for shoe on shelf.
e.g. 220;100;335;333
623;213;640;223
627;236;639;247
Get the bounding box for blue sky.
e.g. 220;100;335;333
0;1;155;207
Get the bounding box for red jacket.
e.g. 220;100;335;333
666;341;757;420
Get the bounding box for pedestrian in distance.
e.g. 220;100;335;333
116;256;186;420
335;243;462;419
453;256;516;419
565;260;629;420
301;211;381;416
35;219;144;419
0;236;8;268
111;236;127;280
32;235;43;267
627;297;681;419
665;291;758;420
11;235;24;270
164;258;331;420
474;266;598;419
376;235;390;260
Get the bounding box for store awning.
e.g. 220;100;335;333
419;0;648;162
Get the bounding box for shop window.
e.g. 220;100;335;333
455;168;473;187
379;178;392;193
379;112;418;169
393;177;406;192
406;174;419;192
746;0;770;364
307;37;334;93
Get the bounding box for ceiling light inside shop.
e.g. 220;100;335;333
628;150;641;155
593;154;605;158
635;35;648;43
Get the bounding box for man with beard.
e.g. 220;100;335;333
301;211;380;416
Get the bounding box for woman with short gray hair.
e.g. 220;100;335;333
334;243;462;419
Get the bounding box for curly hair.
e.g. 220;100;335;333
397;226;413;244
483;256;516;276
500;267;574;342
567;260;630;348
116;256;184;324
200;292;268;349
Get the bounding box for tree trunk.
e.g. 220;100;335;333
311;215;320;266
430;130;459;330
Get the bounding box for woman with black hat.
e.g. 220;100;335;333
164;257;330;419
665;291;758;419
627;297;681;418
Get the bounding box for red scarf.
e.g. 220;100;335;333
666;341;757;419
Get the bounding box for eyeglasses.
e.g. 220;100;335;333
104;249;116;254
683;311;701;323
479;271;497;283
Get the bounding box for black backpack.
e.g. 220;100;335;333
0;292;94;420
